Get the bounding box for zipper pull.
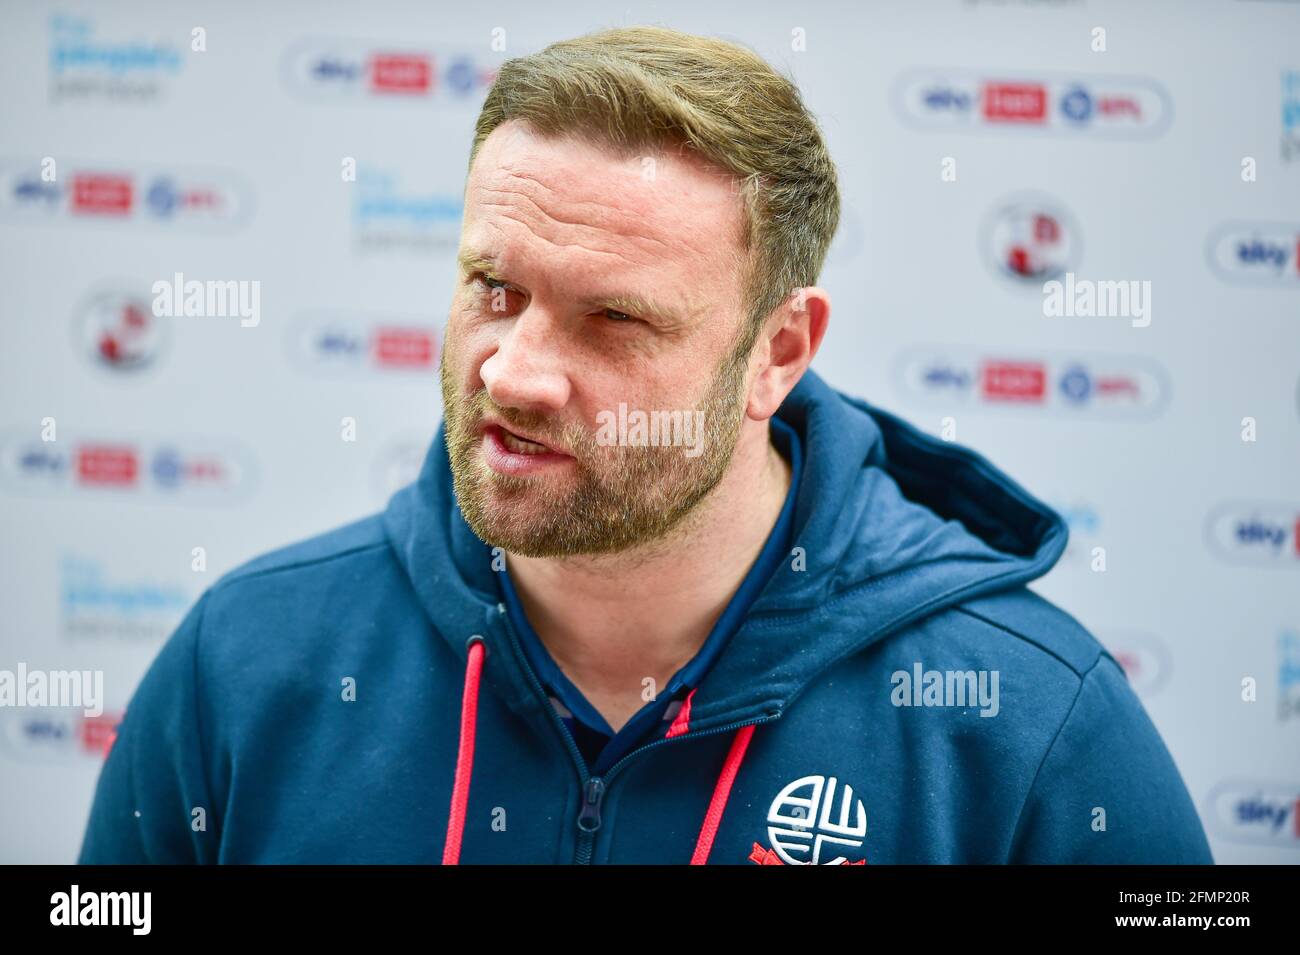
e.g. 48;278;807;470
577;776;606;833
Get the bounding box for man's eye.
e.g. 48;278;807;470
474;273;509;291
603;308;635;323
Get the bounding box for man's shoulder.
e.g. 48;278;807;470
945;586;1114;682
211;512;392;595
185;512;400;655
878;584;1129;734
156;512;410;707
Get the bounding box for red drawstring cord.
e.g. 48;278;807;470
442;635;486;865
442;635;756;865
689;723;756;864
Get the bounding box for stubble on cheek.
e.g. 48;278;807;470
437;319;750;558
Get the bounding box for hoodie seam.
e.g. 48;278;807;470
694;565;1042;727
189;591;218;862
951;605;1102;679
1004;654;1105;862
742;561;1040;631
214;541;392;591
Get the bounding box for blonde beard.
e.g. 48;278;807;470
440;339;750;559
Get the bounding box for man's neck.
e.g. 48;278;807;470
505;423;793;733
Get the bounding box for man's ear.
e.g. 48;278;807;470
747;286;830;420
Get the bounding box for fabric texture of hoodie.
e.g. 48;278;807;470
78;368;1215;865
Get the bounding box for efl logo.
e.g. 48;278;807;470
0;432;256;504
288;313;440;377
0;710;122;764
894;348;1169;419
283;40;496;101
0;161;251;231
757;774;868;865
1205;781;1300;847
893;70;1171;138
1206;223;1300;286
1204;503;1300;567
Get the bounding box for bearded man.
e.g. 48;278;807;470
79;26;1212;866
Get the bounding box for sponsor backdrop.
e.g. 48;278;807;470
1;0;1297;864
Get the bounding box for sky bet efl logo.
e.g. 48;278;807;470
893;70;1171;138
894;347;1169;419
0;161;251;231
1204;503;1300;567
1206;781;1300;848
288;312;439;378
0;432;256;504
282;40;497;101
1207;223;1300;286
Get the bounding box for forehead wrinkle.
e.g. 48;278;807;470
475;177;678;265
465;160;734;331
475;126;745;259
468;189;692;311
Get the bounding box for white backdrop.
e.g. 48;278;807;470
1;0;1297;864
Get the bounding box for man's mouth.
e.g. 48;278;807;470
498;427;552;456
479;421;574;476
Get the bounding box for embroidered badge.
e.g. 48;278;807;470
749;774;868;865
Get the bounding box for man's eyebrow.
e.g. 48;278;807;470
457;246;697;325
456;247;499;275
580;291;693;325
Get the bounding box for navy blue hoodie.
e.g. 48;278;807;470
78;369;1214;864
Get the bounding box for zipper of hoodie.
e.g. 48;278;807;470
493;606;594;852
495;605;782;864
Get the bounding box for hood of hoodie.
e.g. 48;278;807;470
382;367;1069;738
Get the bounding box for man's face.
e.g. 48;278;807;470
440;121;756;558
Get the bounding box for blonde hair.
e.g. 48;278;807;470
467;25;841;356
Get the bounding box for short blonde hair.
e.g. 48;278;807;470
468;25;841;355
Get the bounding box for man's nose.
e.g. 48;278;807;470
479;306;572;413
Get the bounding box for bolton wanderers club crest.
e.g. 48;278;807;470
749;774;868;865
